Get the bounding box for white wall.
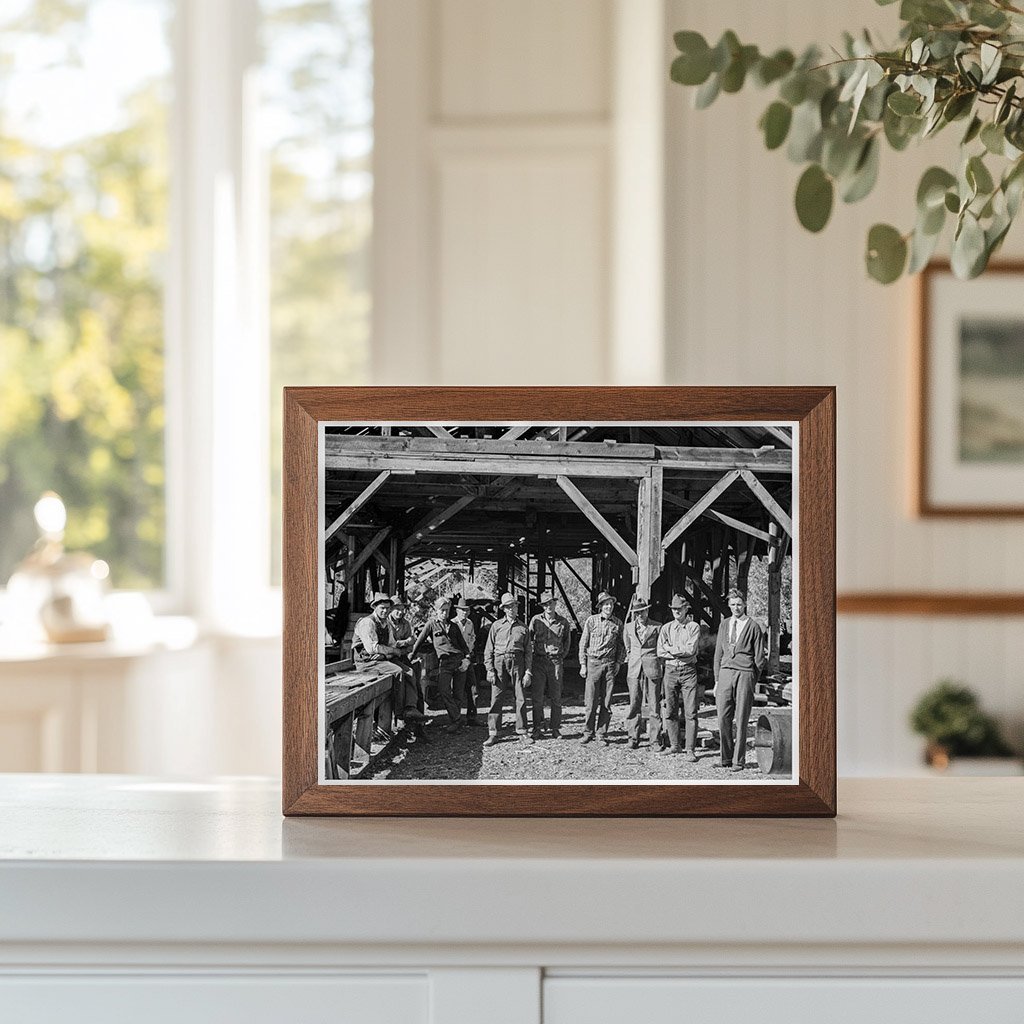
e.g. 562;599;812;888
664;0;1024;772
370;0;1024;775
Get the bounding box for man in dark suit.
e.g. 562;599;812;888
714;588;766;772
623;595;663;750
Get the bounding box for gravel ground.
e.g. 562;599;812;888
364;686;772;782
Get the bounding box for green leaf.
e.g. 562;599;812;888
842;137;880;203
694;73;721;109
962;115;983;145
951;212;987;278
721;44;758;93
795;164;834;232
981;122;1005;155
787;101;823;162
753;49;795;87
995;83;1017;125
710;31;740;73
779;74;807;106
944;190;961;213
908;221;943;273
760;101;792;150
671;32;713;86
969;2;1009;29
888;91;921;116
942;92;974;123
866;223;908;284
967;155;995;196
980;41;1002;86
917;166;957;210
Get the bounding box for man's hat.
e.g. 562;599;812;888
390;594;406;609
454;597;471;610
433;594;451;610
539;591;557;605
499;592;518;608
669;595;689;610
370;592;392;607
596;591;616;607
631;596;651;612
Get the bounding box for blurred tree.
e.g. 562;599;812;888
0;0;170;588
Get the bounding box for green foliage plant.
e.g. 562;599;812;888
671;0;1024;283
909;679;1015;756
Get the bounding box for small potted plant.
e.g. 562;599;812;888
910;680;1020;774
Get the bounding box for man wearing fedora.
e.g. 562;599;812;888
483;592;534;745
352;593;425;727
657;595;702;759
623;595;664;750
714;588;766;772
528;591;572;739
452;596;484;727
578;591;625;745
429;594;471;733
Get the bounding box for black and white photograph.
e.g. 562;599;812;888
319;422;797;785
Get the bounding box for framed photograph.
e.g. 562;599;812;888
917;261;1024;516
283;387;835;816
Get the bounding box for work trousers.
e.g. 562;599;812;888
717;666;756;767
530;656;564;735
436;654;466;725
355;657;420;726
421;650;439;700
583;660;618;738
487;652;530;735
625;668;663;743
463;663;480;721
662;661;701;752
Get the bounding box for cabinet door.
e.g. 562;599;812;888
544;976;1024;1024
0;974;427;1024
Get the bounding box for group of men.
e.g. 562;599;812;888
350;584;766;772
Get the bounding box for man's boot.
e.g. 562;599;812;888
660;720;683;754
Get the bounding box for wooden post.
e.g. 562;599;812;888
387;534;399;595
346;533;357;608
735;533;754;597
497;554;510;596
635;466;664;602
767;521;782;676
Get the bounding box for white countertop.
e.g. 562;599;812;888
1;775;1022;956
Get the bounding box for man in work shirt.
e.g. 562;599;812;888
623;595;663;750
578;591;625;745
452;597;483;727
657;595;702;759
528;591;572;740
483;592;534;745
714;588;766;772
429;594;470;733
352;592;424;727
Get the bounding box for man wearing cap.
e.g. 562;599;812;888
452;597;483;727
714;588;766;772
352;593;424;726
657;595;702;759
387;595;423;713
623;595;663;750
429;595;471;733
578;592;626;745
528;591;571;739
483;592;534;745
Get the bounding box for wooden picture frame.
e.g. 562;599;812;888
916;260;1024;517
283;387;836;817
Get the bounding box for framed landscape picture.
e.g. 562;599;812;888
917;262;1024;516
282;387;836;816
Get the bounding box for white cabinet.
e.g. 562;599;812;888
1;777;1022;1022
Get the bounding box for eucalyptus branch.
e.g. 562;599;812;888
670;0;1024;283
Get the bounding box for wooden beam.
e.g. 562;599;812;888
401;495;475;552
425;425;454;439
324;470;390;542
352;526;391;575
663;492;772;544
327;452;651;478
767;521;782;675
555;476;639;568
498;424;532;441
559;556;594;596
763;425;793;448
548;558;582;631
661;470;741;551
635;465;664;600
739;470;793;537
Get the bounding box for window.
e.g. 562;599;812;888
261;0;373;581
0;0;172;589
